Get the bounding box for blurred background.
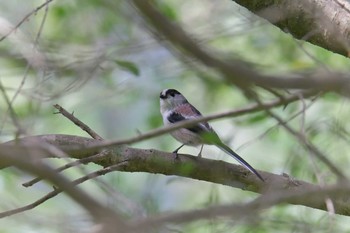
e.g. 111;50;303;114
1;0;350;232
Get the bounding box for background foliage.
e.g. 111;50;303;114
1;0;350;232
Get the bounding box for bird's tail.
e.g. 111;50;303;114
216;142;264;181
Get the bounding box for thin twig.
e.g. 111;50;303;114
22;151;109;187
0;2;50;135
236;95;318;152
298;93;307;136
33;0;50;46
23;104;104;187
0;0;55;42
0;150;127;228
252;95;346;179
53;104;103;140
0;80;24;135
0;161;128;219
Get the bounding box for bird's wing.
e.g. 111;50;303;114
216;141;264;181
167;111;207;134
173;104;211;129
168;104;222;144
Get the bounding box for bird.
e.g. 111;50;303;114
159;88;264;181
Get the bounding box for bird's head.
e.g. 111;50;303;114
160;89;188;112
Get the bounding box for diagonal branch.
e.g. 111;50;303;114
0;145;128;231
0;0;55;42
131;0;350;94
1;161;127;219
53;104;103;140
252;96;346;179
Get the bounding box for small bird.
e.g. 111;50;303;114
160;88;264;181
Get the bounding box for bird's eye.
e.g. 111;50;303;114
164;89;180;98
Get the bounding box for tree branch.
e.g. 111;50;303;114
1;161;127;219
131;181;350;229
0;0;55;42
131;0;350;95
53;104;103;140
2;134;350;216
232;0;350;57
0;144;128;232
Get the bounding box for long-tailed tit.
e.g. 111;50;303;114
160;88;263;181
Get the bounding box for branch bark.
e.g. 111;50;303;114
131;0;350;96
3;134;350;216
0;141;128;232
232;0;350;57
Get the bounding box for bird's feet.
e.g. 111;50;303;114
197;145;204;158
172;150;180;160
172;144;185;160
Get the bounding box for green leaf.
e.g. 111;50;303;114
238;113;268;125
115;60;140;76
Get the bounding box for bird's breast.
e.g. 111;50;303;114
170;128;203;146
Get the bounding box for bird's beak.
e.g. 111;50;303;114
160;92;166;99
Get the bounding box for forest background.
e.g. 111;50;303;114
1;1;350;233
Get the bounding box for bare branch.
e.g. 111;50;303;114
53;104;103;140
0;0;55;42
0;146;128;231
252;96;346;179
131;0;350;94
237;94;318;152
0;80;24;135
3;135;350;216
22;152;108;187
23;104;105;187
1;162;127;219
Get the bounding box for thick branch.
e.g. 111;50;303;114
232;0;350;57
3;134;350;216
